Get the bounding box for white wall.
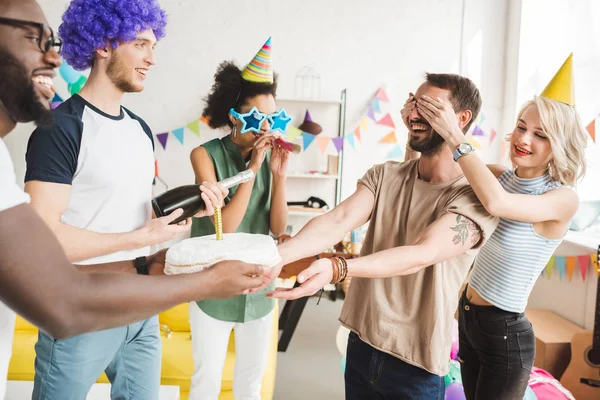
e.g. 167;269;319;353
6;0;511;195
517;0;600;330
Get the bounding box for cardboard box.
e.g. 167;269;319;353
525;309;586;379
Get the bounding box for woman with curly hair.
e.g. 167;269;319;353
188;38;290;400
23;1;224;399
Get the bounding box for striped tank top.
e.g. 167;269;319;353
468;169;564;312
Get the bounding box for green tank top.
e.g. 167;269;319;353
191;135;275;323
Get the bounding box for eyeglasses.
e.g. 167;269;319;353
229;107;293;134
0;17;62;54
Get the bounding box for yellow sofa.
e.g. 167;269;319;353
9;303;278;400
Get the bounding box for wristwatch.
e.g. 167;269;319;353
453;142;475;162
134;256;149;275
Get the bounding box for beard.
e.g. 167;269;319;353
0;50;54;126
408;120;446;156
106;54;142;93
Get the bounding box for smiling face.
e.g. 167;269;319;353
510;104;553;171
105;29;156;93
407;82;452;155
0;0;61;125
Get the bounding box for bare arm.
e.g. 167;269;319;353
25;181;189;262
269;212;482;299
278;185;374;265
0;204;266;339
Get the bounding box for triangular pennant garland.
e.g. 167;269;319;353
367;108;377;121
302;132;316;150
346;133;355;149
545;257;555;279
375;88;390;102
187;120;201;137
354;127;362;142
360;117;370;132
172;128;185;144
490;129;497;143
566;256;576;281
316;136;330;153
371;98;382;113
555;256;566;280
332;137;344;153
200;115;210;125
577;255;589;281
472;125;485;136
376;113;395;129
379;131;398;144
592;253;599;276
586;120;595;142
156;132;169;150
386;146;404;159
287;126;303;141
467;136;482;150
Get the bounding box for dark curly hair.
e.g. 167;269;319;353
58;0;168;70
203;61;278;130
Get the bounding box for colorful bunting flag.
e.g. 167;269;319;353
586;119;595;142
555;256;566;280
592;253;599;276
353;126;362;142
479;113;486;125
287;126;303;141
316;136;330;153
172;128;185;144
376;88;390;102
346;133;355;149
187;120;200;137
386;146;404;159
359;117;369;132
472;125;485;136
302;132;316;150
545;256;555;279
490;129;497;143
376;113;395;129
156;132;169;150
200;115;210;125
372;98;382;113
367;108;377;121
332;137;344;153
577;255;589;281
467;136;482;150
379;131;398;144
566;256;576;281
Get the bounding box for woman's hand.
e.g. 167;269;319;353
193;182;228;218
267;258;334;300
417;95;465;149
248;134;273;173
270;137;290;177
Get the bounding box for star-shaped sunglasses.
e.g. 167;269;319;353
229;107;293;134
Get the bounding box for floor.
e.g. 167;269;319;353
273;297;345;400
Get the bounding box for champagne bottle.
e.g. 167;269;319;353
152;170;254;224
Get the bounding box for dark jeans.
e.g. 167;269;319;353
458;287;535;400
345;331;445;400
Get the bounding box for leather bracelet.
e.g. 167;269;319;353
330;257;340;284
337;256;348;282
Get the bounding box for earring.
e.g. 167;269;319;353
232;125;237;138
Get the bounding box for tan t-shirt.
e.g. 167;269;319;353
339;160;498;376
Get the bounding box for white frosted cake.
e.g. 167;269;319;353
164;233;281;275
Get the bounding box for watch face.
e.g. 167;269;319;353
459;143;473;153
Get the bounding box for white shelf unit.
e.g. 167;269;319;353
279;91;347;235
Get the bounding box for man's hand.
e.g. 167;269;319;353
201;260;269;299
267;258;333;300
193;182;228;218
400;92;416;130
147;249;168;276
131;209;191;247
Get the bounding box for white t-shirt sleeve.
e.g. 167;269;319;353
0;138;30;212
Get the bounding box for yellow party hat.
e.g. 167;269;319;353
540;53;575;106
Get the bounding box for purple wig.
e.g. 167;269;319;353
58;0;168;70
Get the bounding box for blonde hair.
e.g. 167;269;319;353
512;96;588;186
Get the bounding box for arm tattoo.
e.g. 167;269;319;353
450;215;481;246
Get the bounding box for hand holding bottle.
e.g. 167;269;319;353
193;182;228;218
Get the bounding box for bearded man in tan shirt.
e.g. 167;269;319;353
260;73;499;399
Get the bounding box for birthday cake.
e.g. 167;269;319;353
164;233;281;275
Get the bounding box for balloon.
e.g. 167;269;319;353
68;75;87;95
446;360;462;385
58;61;81;84
50;101;62;110
444;382;466;400
335;326;350;357
523;385;537;400
340;356;346;374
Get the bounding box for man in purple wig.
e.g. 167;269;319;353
23;0;212;398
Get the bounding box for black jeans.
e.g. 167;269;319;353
458;286;535;400
345;331;445;400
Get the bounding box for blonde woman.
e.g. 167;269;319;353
409;58;587;399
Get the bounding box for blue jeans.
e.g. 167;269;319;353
33;316;161;400
345;331;445;400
